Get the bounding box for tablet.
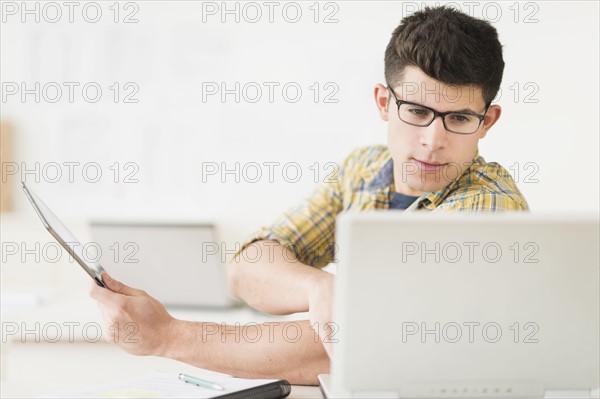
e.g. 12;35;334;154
22;182;107;288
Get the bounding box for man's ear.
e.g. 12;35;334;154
374;84;390;122
479;104;501;139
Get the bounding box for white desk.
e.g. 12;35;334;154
1;295;323;398
0;381;323;398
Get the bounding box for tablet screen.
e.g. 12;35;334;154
22;183;106;287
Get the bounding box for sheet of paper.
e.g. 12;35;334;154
41;371;281;398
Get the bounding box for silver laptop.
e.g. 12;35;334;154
319;212;600;398
91;222;239;308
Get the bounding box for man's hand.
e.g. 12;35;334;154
307;272;336;358
89;272;177;357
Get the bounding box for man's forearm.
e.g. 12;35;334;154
228;240;332;314
162;319;330;385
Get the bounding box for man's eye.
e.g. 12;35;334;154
449;114;473;123
409;108;429;116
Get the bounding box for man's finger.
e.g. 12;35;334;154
102;272;145;297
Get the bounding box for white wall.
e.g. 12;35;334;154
2;1;599;252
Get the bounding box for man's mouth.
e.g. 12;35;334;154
412;158;448;171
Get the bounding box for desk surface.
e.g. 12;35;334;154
1;295;321;398
0;381;323;398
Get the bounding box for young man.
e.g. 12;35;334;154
90;6;528;386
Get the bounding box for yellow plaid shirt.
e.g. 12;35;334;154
238;145;529;268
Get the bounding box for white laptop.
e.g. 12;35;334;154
319;212;600;398
90;222;239;308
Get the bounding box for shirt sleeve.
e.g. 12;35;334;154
234;152;354;268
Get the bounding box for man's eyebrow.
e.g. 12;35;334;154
406;98;485;115
452;107;481;114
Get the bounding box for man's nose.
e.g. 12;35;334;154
419;115;448;151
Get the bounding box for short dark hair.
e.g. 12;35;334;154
384;6;504;106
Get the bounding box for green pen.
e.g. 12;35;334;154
178;373;225;391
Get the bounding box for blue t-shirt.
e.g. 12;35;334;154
389;191;420;210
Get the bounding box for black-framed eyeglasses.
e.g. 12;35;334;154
387;85;488;135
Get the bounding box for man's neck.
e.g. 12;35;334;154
393;181;424;197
